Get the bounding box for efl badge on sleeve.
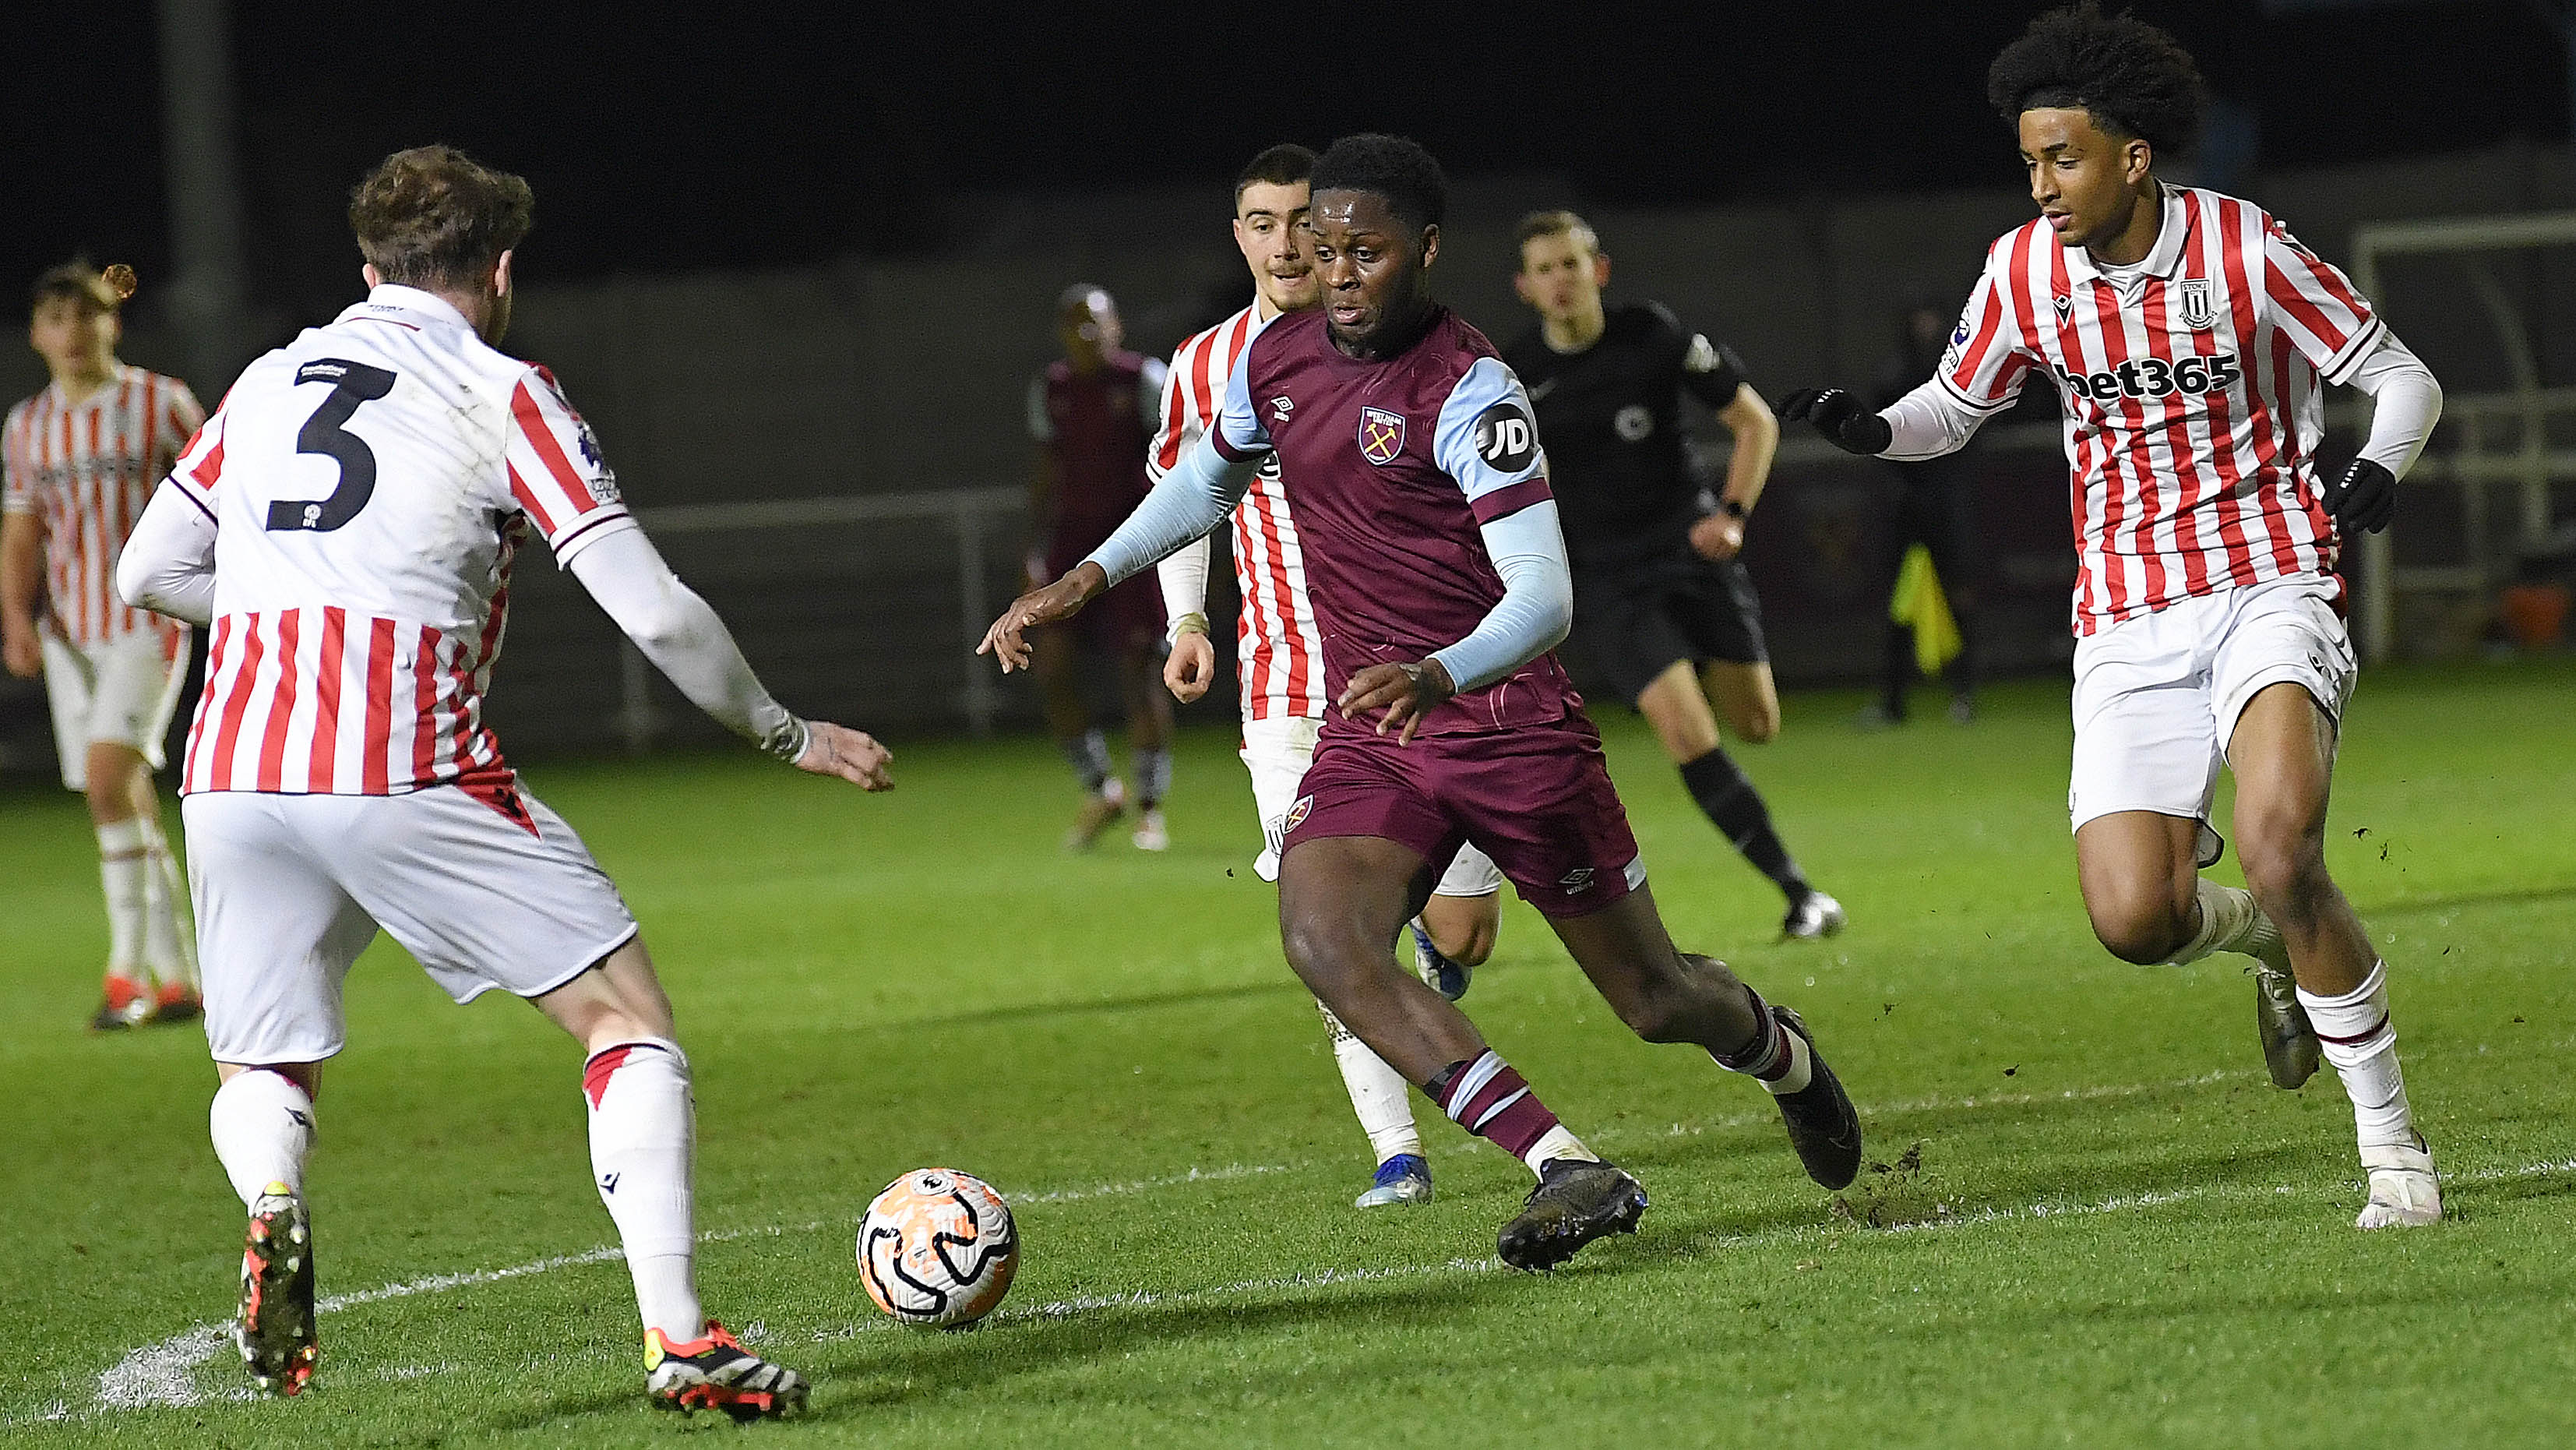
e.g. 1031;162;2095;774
1358;407;1406;466
2177;278;2215;331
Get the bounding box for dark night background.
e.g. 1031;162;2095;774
2;1;2565;313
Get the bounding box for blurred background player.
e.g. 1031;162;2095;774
1859;303;1983;727
1784;3;2445;1228
988;135;1862;1272
1026;285;1174;849
2;260;206;1029
1154;143;1505;1209
1505;213;1845;942
118;146;891;1409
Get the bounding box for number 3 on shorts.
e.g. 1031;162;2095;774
266;358;398;534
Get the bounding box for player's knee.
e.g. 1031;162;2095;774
1423;900;1498;968
2087;889;2188;965
1615;989;1693;1044
2235;813;2326;917
1733;707;1780;745
1279;915;1356;993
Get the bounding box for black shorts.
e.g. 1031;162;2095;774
1570;553;1769;704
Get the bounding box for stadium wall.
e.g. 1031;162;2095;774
1;143;2567;770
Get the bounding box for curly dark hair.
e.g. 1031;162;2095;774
1310;133;1448;235
1986;3;2206;155
348;146;534;291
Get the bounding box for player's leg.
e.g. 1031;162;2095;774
189;790;375;1397
1409;843;1501;1001
1115;619;1175;851
42;637;143;1028
327;782;801;1410
1543;870;1862;1192
1697;660;1780;745
2218;590;2434;1227
1279;830;1639;1269
1033;623;1123;848
103;637;199;1019
1636;660;1836;939
2070;598;2319;1090
1242;718;1431;1205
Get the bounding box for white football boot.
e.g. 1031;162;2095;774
2355;1137;2441;1229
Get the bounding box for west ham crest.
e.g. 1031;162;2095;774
2177;278;2215;331
1358;407;1405;465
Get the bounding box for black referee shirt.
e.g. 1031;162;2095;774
1503;302;1751;570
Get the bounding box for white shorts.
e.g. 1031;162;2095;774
184;783;640;1064
2069;575;2357;865
1240;714;1503;896
42;629;189;791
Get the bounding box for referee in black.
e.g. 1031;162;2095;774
1503;210;1845;940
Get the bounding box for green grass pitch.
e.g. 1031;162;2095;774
2;661;2571;1446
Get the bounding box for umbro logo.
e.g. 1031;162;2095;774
1270;395;1294;423
1559;866;1597;892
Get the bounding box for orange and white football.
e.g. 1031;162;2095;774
857;1168;1019;1328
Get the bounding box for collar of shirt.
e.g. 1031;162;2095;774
44;361;133;410
2062;183;2190;297
341;284;476;333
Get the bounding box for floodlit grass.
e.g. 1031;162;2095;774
3;660;2571;1446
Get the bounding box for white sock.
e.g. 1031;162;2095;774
2297;961;2417;1151
97;820;149;979
210;1070;315;1208
583;1040;704;1342
1521;1123;1601;1175
139;822;198;991
1715;1004;1814;1096
1321;1004;1421;1163
2166;879;2278;966
1759;1028;1815;1097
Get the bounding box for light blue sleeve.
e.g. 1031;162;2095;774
1427;502;1574;693
1418;358;1572;692
1083;431;1260;587
1209;337;1273;460
1431;358;1549;520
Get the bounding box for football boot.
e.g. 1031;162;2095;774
1496;1158;1647;1272
238;1184;318;1396
1355;1153;1432;1208
646;1321;809;1419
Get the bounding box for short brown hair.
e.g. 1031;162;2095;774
1233;143;1315;207
1514;210;1600;258
31;259;120;314
348;146;534;291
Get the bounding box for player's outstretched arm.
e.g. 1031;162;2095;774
566;526;890;790
979;429;1257;673
115;483;220;628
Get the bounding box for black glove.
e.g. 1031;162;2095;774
1779;387;1894;456
2321;457;2395;534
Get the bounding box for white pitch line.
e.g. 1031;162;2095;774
71;1092;2576;1421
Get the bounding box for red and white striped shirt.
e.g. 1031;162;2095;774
173;286;633;797
1150;303;1327;721
2;365;202;652
1936;185;2381;634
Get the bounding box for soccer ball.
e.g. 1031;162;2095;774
857;1169;1019;1328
